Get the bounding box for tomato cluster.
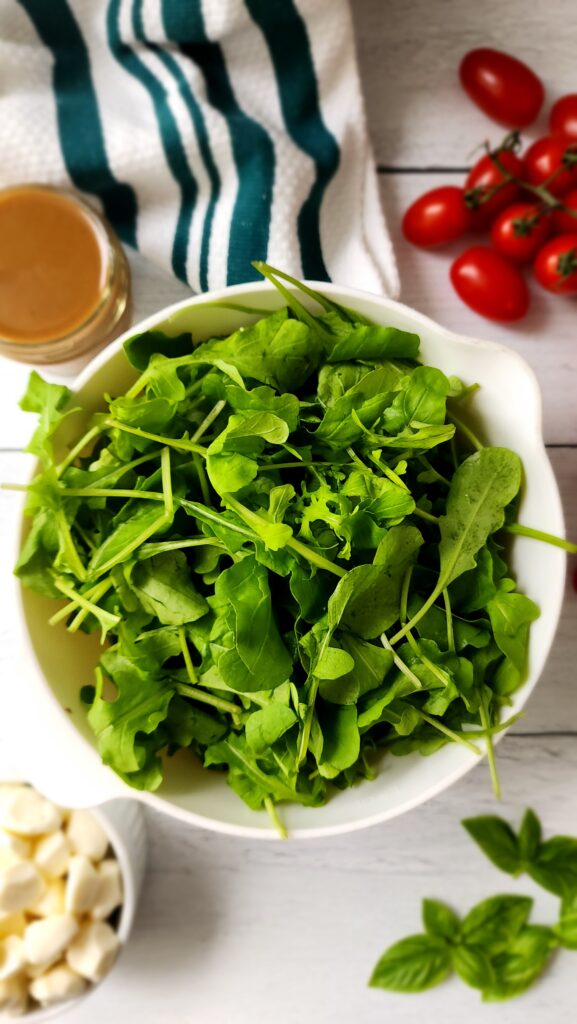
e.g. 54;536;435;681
402;48;577;322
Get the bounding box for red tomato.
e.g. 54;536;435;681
549;94;577;141
465;150;524;226
490;203;551;263
459;48;544;127
402;186;472;248
524;135;577;198
552;189;577;234
534;234;577;294
450;246;530;321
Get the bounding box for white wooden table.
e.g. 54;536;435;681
1;2;576;1020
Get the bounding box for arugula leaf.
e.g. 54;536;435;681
19;372;72;465
210;556;292;693
130;552;209;626
369;935;451;993
245;704;298;755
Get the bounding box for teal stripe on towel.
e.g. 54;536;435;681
246;0;340;281
17;0;137;246
107;0;197;282
149;19;221;291
163;0;275;285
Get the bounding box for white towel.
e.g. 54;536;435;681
0;0;398;297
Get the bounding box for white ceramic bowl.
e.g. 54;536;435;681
4;282;566;839
0;766;146;1021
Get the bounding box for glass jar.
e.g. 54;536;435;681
0;184;131;364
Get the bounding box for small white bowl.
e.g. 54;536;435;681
0;781;146;1022
3;282;566;839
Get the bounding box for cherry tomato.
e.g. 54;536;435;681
490;202;551;263
459;48;544;127
552;189;577;234
465;150;524;226
524;134;577;198
402;186;472;248
549;94;577;141
450;246;530;321
534;234;577;294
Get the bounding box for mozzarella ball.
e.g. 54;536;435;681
65;856;100;914
67;811;109;863
66;921;119;983
29;963;86;1006
0;973;28;1015
0;787;61;838
0;936;24;981
24;915;79;968
91;860;123;921
34;831;70;880
0;833;31;861
0;862;44;915
29;879;66;919
0;914;25;939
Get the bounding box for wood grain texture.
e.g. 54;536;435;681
353;0;576;166
59;737;577;1024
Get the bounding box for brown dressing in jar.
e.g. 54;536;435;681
0;185;130;363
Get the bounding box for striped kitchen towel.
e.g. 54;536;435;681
0;0;398;296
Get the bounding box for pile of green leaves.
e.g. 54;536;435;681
13;263;542;831
370;809;577;1002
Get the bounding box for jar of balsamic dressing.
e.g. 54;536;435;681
0;184;131;363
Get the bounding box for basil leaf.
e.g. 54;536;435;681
369;934;451;993
461;896;532;955
452;944;495;990
422;899;461;942
528;837;577;898
462;815;522;875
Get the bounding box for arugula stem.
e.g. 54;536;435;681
380;634;423;690
178;626;198;684
48;580;107;626
178;498;255;539
69;579;114;633
56;510;87;581
56;424;102;476
479;695;501;798
191;399;226;442
61;488;165;502
105;419;208;456
418;711;482;755
193;453;211;506
413;507;439;525
297;677;320;767
405;627;452;690
175;681;241;722
418;456;450;487
447;411;484;452
53;578;120;639
346;446;369;472
389;586;442;645
400;566;413;625
91;511;171;579
443;589;455;654
505;522;577;554
161;448;173;516
264;797;287;839
286;537;346;578
138;537;226;559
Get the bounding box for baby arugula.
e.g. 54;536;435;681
7;264;576;832
370;809;577;1003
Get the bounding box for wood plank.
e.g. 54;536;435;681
353;0;575;166
1;447;575;736
60;736;577;1024
381;172;577;445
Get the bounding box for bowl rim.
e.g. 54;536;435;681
9;279;566;840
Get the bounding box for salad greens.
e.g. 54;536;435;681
370;809;577;1002
9;263;565;831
